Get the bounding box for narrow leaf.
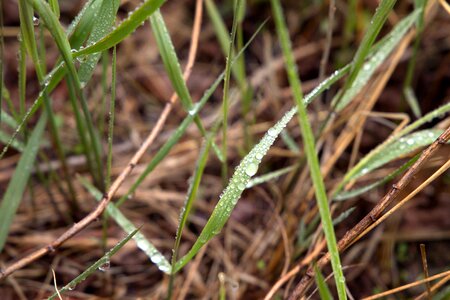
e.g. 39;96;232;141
0;112;47;252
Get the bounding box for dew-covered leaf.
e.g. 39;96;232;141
79;177;171;274
0;113;47;252
348;129;444;182
47;228;140;300
334;9;421;111
74;0;165;57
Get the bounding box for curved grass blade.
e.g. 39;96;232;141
78;177;171;274
0;112;47;252
403;0;428;118
149;10;223;161
271;0;346;298
220;0;242;179
334;8;421;111
346;129;445;183
47;228;140;300
341;102;450;187
74;0;166;57
333;154;419;201
174;106;297;273
333;0;397;111
78;0;120;86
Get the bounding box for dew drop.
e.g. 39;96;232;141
237;182;246;190
33;16;39;26
98;260;110;272
245;163;258;177
255;153;263;160
67;284;75;291
267;128;277;137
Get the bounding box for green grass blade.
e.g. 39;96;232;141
174;105;297;273
314;263;334;300
403;0;428;118
0;130;25;152
271;0;346;298
334;0;397;111
334;9;421;111
204;0;245;84
221;0;242;179
78;177;171;274
0;112;47;252
0;0;3;123
340;102;450;187
333;154;419;201
106;47;117;189
47;227;140;300
345;129;445;182
171;133;214;272
78;0;119;87
149;10;223;161
74;0;166;57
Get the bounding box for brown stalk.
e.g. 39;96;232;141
0;0;204;280
288;125;450;299
419;244;432;300
362;270;450;300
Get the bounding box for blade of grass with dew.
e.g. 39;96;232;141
174;105;298;273
333;154;419;201
78;0;120;87
0;112;47;252
74;0;166;57
172;134;214;269
271;0;347;298
344;129;445;182
0;131;25;152
247;165;296;188
333;0;397;111
78;177;171;273
168;131;217;298
334;8;421;111
149;10;224;162
403;0;428;118
221;0;242;179
47;228;140;300
204;0;245;84
116;20;267;206
314;263;334;300
339;102;450;187
29;0;104;188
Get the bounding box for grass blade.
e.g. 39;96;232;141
334;0;397;111
344;129;445;182
339;102;450;188
149;10;223;161
47;228;140;300
0;112;47;252
334;9;421;111
271;0;347;298
314;263;334;300
78;177;171;274
334;154;419;201
74;0;166;57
